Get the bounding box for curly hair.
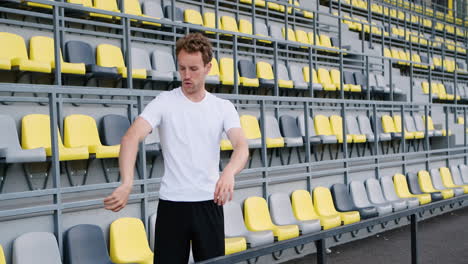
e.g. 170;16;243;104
176;33;213;65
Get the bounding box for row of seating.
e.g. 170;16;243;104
5;164;467;263
420;81;465;102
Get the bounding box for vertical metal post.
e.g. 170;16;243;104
137;96;149;233
316;239;327;264
411;214;419;264
260;101;268;200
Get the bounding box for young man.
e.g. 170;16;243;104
103;33;249;263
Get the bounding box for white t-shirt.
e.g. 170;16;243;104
139;88;241;201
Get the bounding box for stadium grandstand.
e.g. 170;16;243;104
0;0;467;263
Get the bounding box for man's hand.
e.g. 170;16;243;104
214;172;235;206
104;184;132;212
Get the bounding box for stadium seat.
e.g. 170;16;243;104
0;245;4;264
350;181;392;216
329;115;354;144
100;115;130;147
421;116;444;136
295;29;310;46
238;60;259;87
110;218;153;264
329;69;345;91
221;16;239;35
22;0;53;9
344;116;367;143
458;165;468;184
314;186;360;225
206;57;220;85
392;115;417;140
428;169;460;197
240;115;262;149
96;44;146;79
64;114;120;158
151;50;180;82
380;176;420;208
297;115;337;147
343;71;361;92
124;0;161;26
357;115;392;143
307;31;321;46
291;190;341;230
302;67;323;90
65;40;119;79
0;114;46;163
219;57;236;86
92;0;121;20
224;201;274;248
289;0;313;17
244;196;300;241
142;1;165;22
13;232;61;264
256;61;275;88
313;115;338;142
238;19;254;39
269;193;321;234
288;65;308;90
450;165;468;186
319;34;339;52
203;12;221;33
419;170;455;199
225;237;247;255
412;114;434;137
368;73;385;93
332;183;379;219
65;224;116;264
277;63;294;89
252;20;271;43
380;115;405;140
439;167;468;193
365;178;407;211
0;32;51;73
406;172;444;202
317;68;337;91
30;36;86;75
393;173;431;204
281;27;297;42
404;115;425;139
163;5;183;22
184;9;203;26
279;115;304;151
131;47;155;80
21;114;89;161
263;115;285;148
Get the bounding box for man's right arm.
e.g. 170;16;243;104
103;117;153;212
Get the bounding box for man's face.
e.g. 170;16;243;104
177;50;211;94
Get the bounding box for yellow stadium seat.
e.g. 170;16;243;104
384;48;392;58
282;27;297;42
238;19;253;38
319;34;339;52
240;115;262;144
289;0;313;17
96;44;146;79
256;61;274;86
22;114;89;161
124;0;161;26
291;190;341;230
314;115;338;142
225;237;247;255
22;0;53;9
184;9;203;26
437;83;454;100
241;0;281;10
92;0;121;19
207;57;220;83
317;68;337;91
0;32;51;73
219;57;236;86
417;170;454;199
439;167;468;193
244;196;299;241
110;218;153;264
329;69;344;91
64;114;120;158
0;245;5;264
221;16;239;35
313;187;360;225
295;29;310;46
302;67;321;89
30;36;86;75
238;60;259;87
393;173;431;204
392;115;416;139
330;115;354;143
203;12;221;34
307;31;321;46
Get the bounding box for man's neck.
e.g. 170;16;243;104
181;87;207;103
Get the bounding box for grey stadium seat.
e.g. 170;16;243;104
143;1;166;20
380;175;420;208
0;115;46;163
163;5;183;22
65;224;116;264
406;172;444;201
131;47;156;80
277;63;293;89
288;64;308;90
365;178;407;212
100;115;130;146
279;115;304;148
269;193;321;235
353;72;368;92
450;165;466;186
349;181;393;216
269;24;283;41
346;116;363;137
151;50;180;82
404;114;423;136
430;168;464;196
357;115;392;142
369;73;384;93
413;114;435;137
254;20;270;39
297;115;337;144
13;232;62;264
374;74;390;93
224;201;274;247
238;60;258;86
458;164;468;184
331;183;378;219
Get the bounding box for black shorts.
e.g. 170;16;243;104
153;199;225;263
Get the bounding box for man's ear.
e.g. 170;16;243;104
205;62;212;74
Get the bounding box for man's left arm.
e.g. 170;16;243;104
214;127;249;205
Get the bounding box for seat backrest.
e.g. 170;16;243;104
21;114;65;156
295;29;309;44
331;183;356;211
313;187;339;216
13;232;62;264
184;9;203;25
264;115;283;139
406;172;424;194
329;115;345;140
357;115;374;136
238;60;257;79
0;32;29;61
404;114;418;132
344;71;355;85
97;44;125;68
419;170;438;191
317;68;332;85
329;69;341;87
124;0;143;16
30;36;64;66
221;16;239;33
365;178;388;204
392;115;405;133
208;57;220;77
269;193;298;226
459;164;468;183
238;19;252;35
393;173;413;197
277;63;291;82
243;196;274;232
282;27;297;41
349;181;372;207
381;115;396;133
297;115;317;137
291;190;319;221
289;64;305;83
380;175;400;201
439;167;456;187
314;115;333;136
142;1;164;18
307;31;321;45
94;0;119;12
319;34;333;48
429;168;446;189
64;114;102;150
345;116;362;135
151;50;176;73
109;218;153;263
375;74;386;87
219;57;235;84
0;114;22;157
413;114;425;132
65;40;95;65
65;224;114;264
240;115;262;140
269;24;283;40
131;47;152;71
256;61;274;80
280;115;302;138
203;12;221;29
223;201;249;237
0;244;5;264
254;20;269;37
450;165;465;185
163;5;183;22
100;115;130;146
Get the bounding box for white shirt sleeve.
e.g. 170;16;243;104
139;93;166;129
223;100;241;132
